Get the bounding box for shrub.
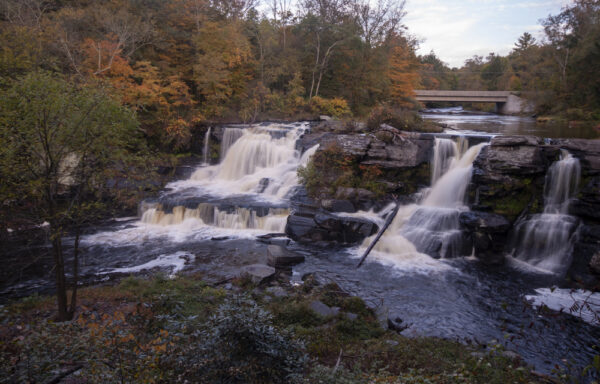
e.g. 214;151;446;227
298;144;386;198
367;105;425;131
169;295;307;383
309;96;352;118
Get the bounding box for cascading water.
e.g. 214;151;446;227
431;138;458;185
220;127;245;160
359;138;486;265
510;150;581;274
202;127;212;165
135;122;317;235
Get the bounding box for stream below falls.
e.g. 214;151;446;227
2;117;600;375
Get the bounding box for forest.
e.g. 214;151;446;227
1;0;597;154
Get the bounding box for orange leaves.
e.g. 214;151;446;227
81;35;131;78
388;43;421;107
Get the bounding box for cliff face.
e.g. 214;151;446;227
289;128;600;288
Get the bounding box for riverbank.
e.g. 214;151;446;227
0;273;553;383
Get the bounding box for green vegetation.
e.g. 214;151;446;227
0;274;546;383
0;71;143;321
298;144;387;199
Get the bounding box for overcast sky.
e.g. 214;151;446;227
404;0;573;67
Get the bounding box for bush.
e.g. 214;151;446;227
367;105;424;131
169;295;307;383
309;96;352;118
298;144;386;198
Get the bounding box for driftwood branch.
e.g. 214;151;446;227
43;364;83;384
356;201;400;268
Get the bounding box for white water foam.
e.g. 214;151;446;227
354;141;487;270
100;251;194;278
167;123;314;202
511;150;581;275
525;288;600;326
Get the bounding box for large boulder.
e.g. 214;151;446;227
285;211;378;244
459;211;511;265
470;137;550;222
569;225;600;286
267;245;305;268
241;264;276;285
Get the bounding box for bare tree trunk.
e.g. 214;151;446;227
357;202;400;268
52;234;70;321
309;33;321;99
314;41;340;98
68;227;80;317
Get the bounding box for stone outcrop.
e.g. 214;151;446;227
459;211;511;265
470;136;553;222
266;245;305;268
295;126;600;287
285;210;379;245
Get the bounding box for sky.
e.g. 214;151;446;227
404;0;573;67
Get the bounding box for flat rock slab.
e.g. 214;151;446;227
309;300;339;317
267;245;305;268
241;264;276;284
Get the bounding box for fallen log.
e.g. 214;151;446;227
356;202;400;268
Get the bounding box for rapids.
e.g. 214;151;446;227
2;120;599;375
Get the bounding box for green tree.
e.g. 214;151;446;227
0;71;139;321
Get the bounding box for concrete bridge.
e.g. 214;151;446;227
414;90;533;115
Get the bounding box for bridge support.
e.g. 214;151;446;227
496;94;534;115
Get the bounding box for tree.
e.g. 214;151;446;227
514;32;536;53
0;71;139;321
387;39;420;107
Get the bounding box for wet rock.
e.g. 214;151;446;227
320;115;333;121
289;186;320;216
569;225;600;286
241;264;276;284
320;199;356;213
363;134;433;169
286;211;378;244
491;135;543;147
590;253;600;275
459;211;511;233
460;211;510;265
470;143;547;222
211;236;231;241
309;300;339;317
266;244;305;268
555;139;600;175
387;316;408;332
571;176;600;222
256;178;271;193
482;138;546;174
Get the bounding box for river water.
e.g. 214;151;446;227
422;106;600;139
2;116;599;376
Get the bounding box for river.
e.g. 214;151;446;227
1;115;599;376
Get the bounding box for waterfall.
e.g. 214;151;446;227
130;123;316;238
544;150;580;214
510;150;581;275
203;127;212;165
220;127;245;160
362;142;487;261
141;204;289;232
431;138;458;185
